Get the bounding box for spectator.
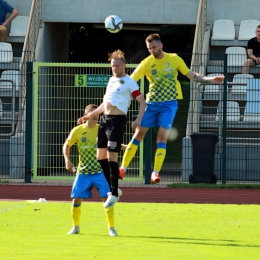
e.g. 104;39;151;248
0;0;18;42
242;25;260;74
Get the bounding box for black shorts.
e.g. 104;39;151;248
97;115;127;152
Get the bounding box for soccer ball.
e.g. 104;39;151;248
104;15;123;33
167;127;179;141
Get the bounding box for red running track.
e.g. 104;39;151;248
0;185;260;204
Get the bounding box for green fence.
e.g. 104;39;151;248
33;62;144;181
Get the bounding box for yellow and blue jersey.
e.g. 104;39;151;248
131;52;190;102
65;124;102;174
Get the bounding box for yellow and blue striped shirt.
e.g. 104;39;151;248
65;124;102;174
131;52;190;102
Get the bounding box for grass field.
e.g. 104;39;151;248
1;201;260;260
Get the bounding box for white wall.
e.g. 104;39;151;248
207;0;260;26
6;0;260;26
5;0;32;16
41;0;200;24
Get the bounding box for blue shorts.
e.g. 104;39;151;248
71;173;110;199
141;102;178;130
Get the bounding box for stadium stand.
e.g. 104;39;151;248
225;47;247;66
238;20;260;40
230;73;254;95
9;16;29;37
211;19;235;40
203;73;224;100
0;43;13;63
0;70;21;91
243;79;260;122
215;101;240;122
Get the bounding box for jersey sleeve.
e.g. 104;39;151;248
130;63;145;82
3;1;14;13
65;127;77;147
176;56;190;76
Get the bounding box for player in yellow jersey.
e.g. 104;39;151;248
119;33;225;184
63;104;119;237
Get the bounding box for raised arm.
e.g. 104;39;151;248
78;102;104;124
185;71;225;84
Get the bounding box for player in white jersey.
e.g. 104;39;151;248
79;50;146;208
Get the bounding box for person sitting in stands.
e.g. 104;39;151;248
0;0;18;42
242;25;260;74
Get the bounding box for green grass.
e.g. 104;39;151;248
1;201;260;260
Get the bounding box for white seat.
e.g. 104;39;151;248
215;101;240;122
231;73;254;94
243;78;260;122
0;42;13;62
9;16;29;36
0;70;21;91
225;47;247;66
211;19;235;40
204;73;224;94
238;20;260;40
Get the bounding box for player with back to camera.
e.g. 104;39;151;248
63;104;119;237
79;50;146;208
119;33;225;184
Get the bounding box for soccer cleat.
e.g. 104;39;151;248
67;226;80;235
117;188;123;202
150;172;161;184
108;227;118;237
119;167;125;180
103;192;118;208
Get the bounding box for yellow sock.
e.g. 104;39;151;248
104;206;114;228
121;141;139;168
71;204;81;227
154;148;166;173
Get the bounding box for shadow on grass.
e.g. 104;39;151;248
93;234;260;248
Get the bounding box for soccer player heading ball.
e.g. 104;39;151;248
119;33;224;184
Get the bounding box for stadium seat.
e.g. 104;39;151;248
204;73;224;94
231;73;254;94
0;42;13;62
225;47;247;66
9;16;29;36
0;70;21;91
243;78;260;122
215;101;240;122
211;19;235;40
238;20;260;40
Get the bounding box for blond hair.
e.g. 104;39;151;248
108;49;126;63
84;104;98;114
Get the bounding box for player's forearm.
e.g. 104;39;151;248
90;103;104;116
189;71;212;83
136;98;146;122
62;144;71;162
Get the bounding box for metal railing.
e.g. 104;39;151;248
187;0;208;135
17;0;41;132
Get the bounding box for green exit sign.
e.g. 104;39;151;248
75;74;110;87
